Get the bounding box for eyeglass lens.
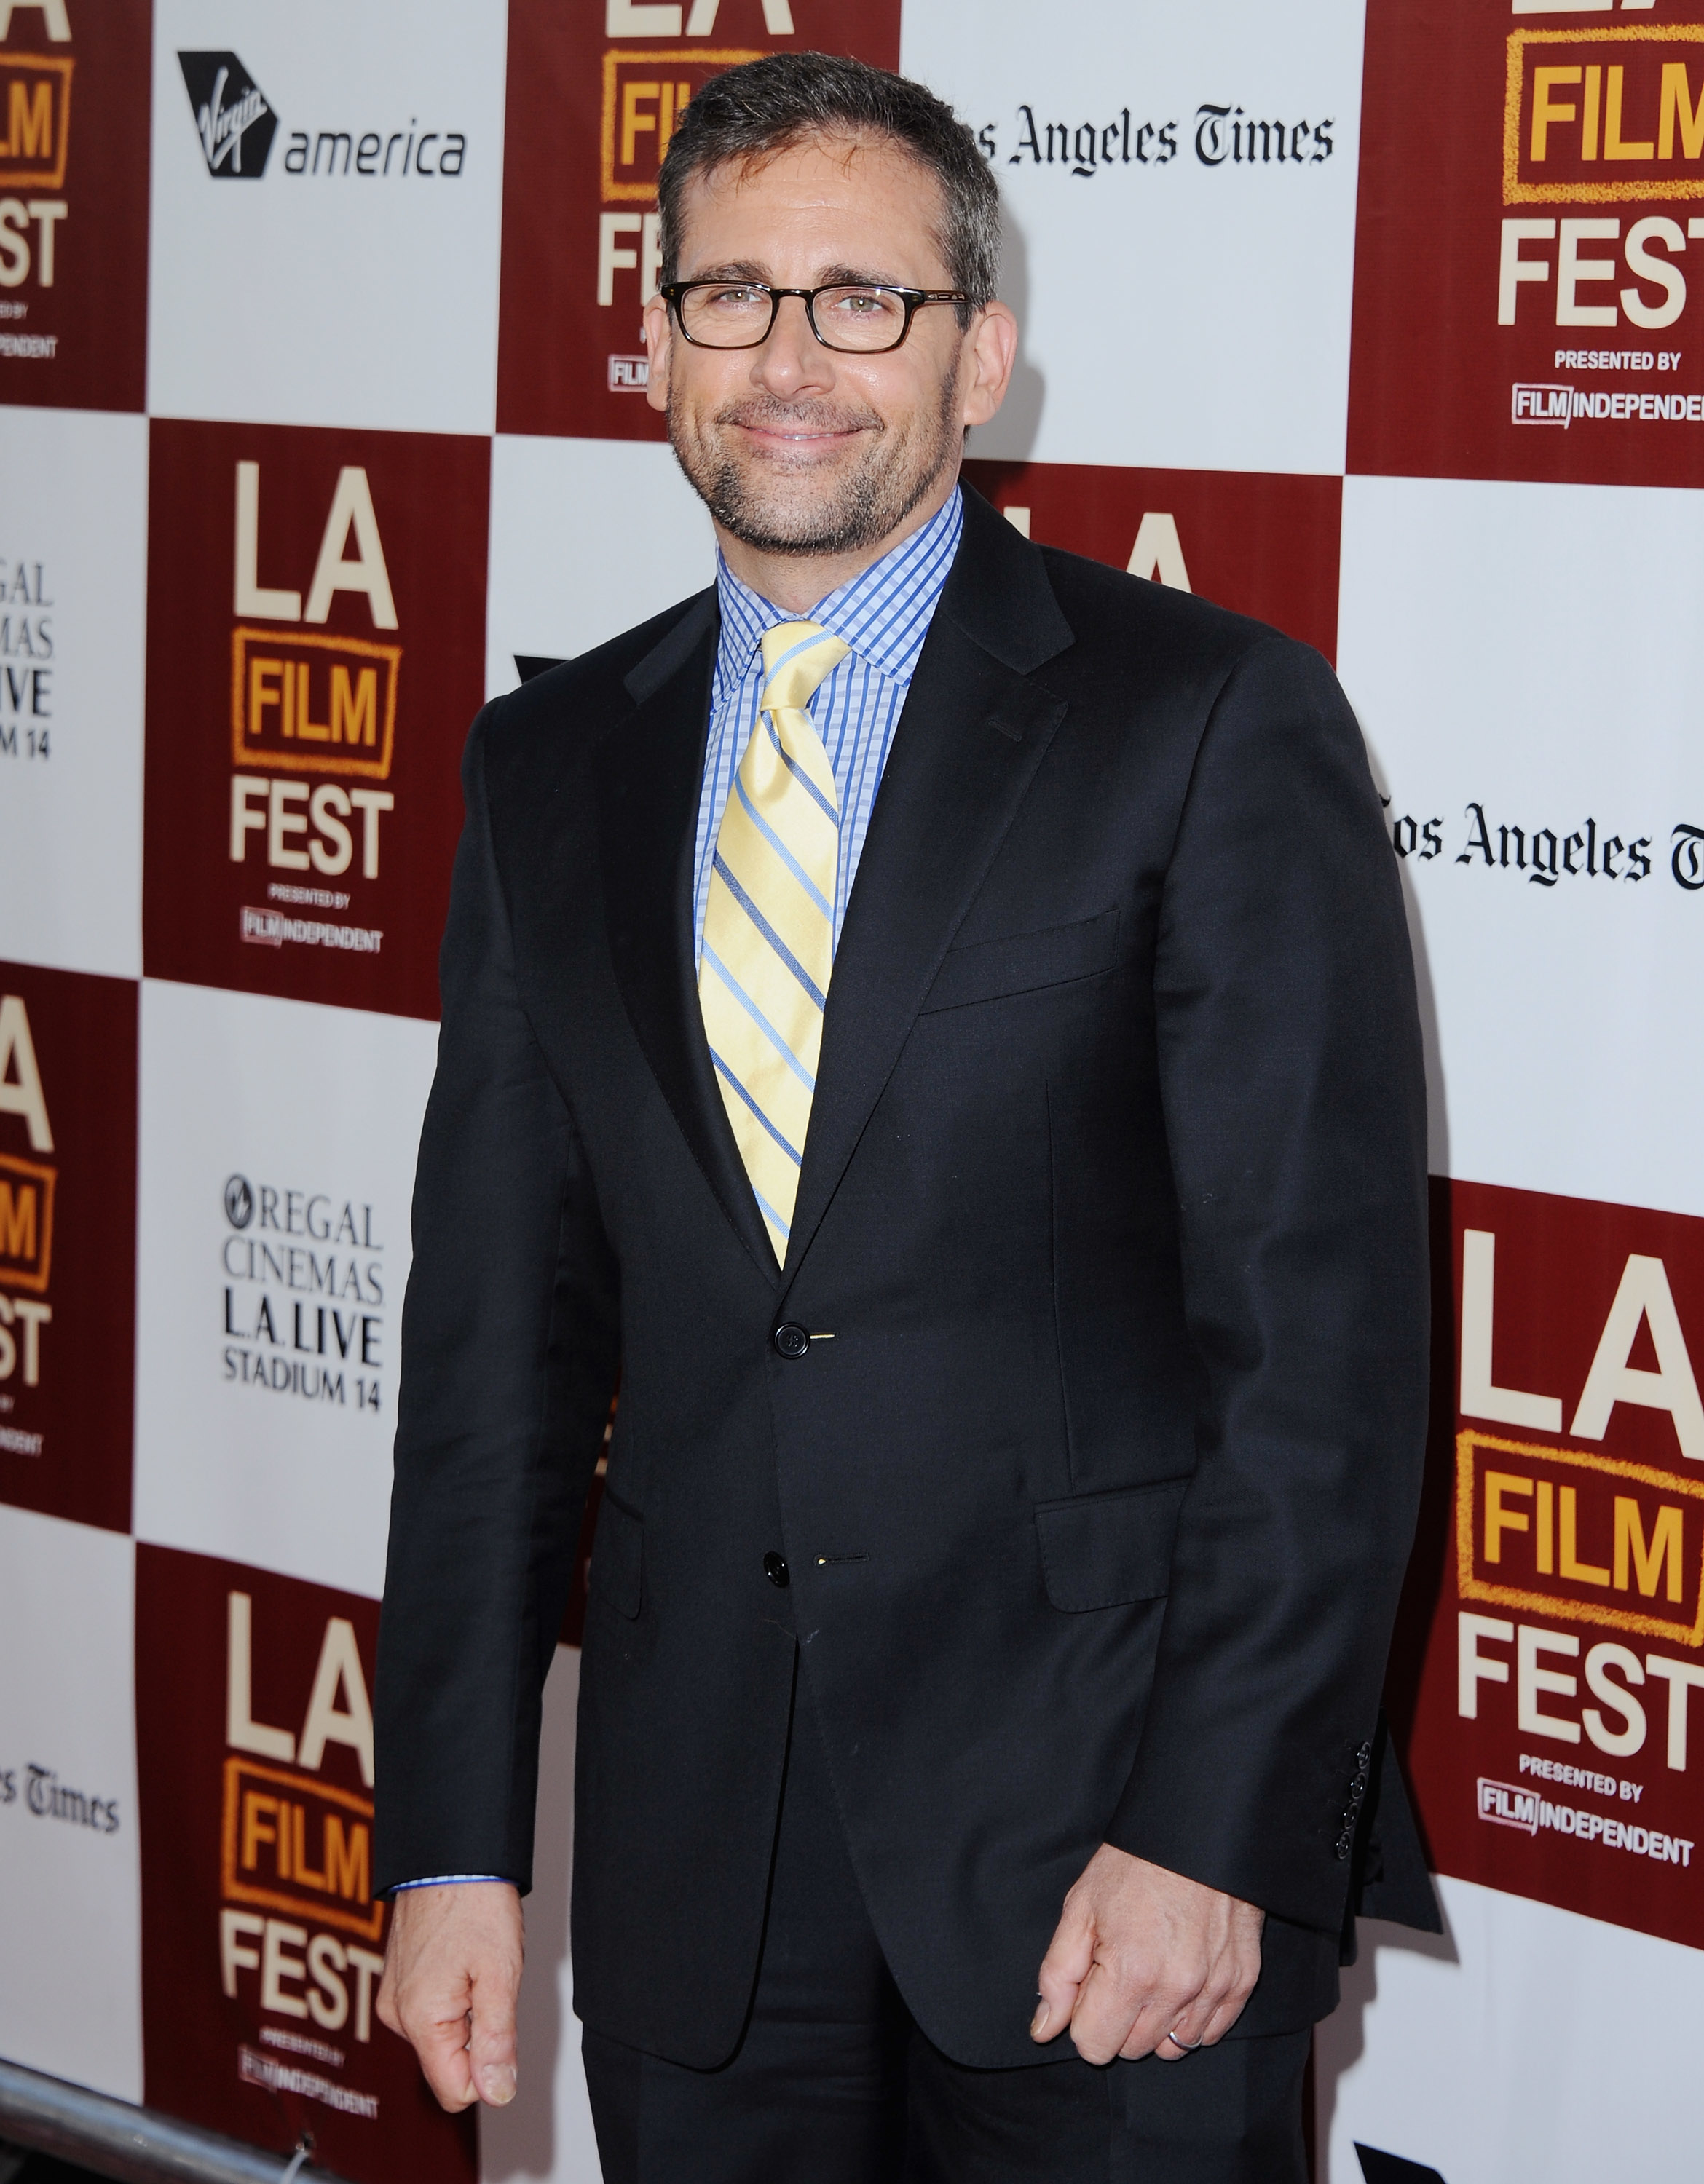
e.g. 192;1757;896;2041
680;284;913;352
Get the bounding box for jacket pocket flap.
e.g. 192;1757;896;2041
922;908;1119;1013
589;1490;642;1620
1035;1476;1189;1612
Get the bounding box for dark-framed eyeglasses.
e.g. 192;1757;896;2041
659;280;969;355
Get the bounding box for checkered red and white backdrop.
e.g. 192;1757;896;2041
4;4;1703;2179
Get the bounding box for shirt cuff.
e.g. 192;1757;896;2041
390;1874;513;1890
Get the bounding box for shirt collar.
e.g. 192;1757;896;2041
714;485;964;695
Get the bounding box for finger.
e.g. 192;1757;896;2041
1152;1961;1253;2061
1194;1969;1257;2047
1151;1976;1222;2055
1065;1961;1124;2067
1114;1986;1201;2065
1170;1940;1261;2057
411;2007;478;2113
468;1958;520;2107
1151;2000;1216;2063
1032;1901;1097;2042
376;1966;403;2041
1068;1958;1175;2068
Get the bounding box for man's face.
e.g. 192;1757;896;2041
644;135;984;561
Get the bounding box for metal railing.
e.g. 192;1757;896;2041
0;2059;351;2184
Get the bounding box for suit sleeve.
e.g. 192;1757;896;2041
374;705;620;1896
1103;636;1429;1936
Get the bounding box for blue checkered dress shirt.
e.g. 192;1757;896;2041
692;486;965;967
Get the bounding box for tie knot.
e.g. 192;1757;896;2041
760;620;850;716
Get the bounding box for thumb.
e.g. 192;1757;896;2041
468;1955;519;2107
1033;1897;1095;2043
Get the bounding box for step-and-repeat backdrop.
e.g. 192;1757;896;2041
1;3;1700;2179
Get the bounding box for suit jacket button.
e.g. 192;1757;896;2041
773;1323;810;1358
763;1553;790;1588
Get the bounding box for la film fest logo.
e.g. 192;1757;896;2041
178;48;468;185
228;459;399;960
221;1589;387;2119
0;553;50;764
221;1167;386;1414
0;0;73;358
1452;1202;1704;1891
0;991;55;1455
1499;4;1704;430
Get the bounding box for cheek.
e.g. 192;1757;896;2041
679;351;766;417
886;348;959;426
844;361;930;435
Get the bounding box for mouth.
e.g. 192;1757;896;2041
719;412;877;458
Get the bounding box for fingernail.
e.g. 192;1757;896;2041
1030;2003;1049;2038
482;2065;516;2106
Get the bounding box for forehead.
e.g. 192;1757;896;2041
676;133;949;282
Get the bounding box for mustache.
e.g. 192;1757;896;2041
711;395;883;435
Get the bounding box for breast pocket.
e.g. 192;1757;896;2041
1034;1476;1189;1612
920;908;1120;1013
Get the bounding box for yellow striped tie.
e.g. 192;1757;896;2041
700;620;849;1262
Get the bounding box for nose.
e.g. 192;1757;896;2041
750;292;835;399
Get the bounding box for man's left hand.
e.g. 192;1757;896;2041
1031;1843;1264;2065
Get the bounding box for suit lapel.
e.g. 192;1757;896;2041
781;488;1076;1289
596;592;779;1282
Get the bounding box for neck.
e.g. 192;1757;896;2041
712;462;961;615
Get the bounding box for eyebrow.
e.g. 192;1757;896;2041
818;264;912;289
679;261;918;289
682;260;770;283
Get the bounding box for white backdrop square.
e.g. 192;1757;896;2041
0;1504;141;2101
147;0;508;435
133;977;438;1599
1338;473;1704;1218
1317;1875;1704;2183
0;407;147;981
484;435;718;700
902;0;1367;475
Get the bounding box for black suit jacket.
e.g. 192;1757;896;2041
374;485;1432;2070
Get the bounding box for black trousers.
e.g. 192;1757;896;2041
581;1688;1311;2183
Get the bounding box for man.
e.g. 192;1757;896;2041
376;51;1433;2183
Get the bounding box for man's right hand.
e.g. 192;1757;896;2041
377;1880;524;2111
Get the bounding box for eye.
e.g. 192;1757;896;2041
824;288;891;316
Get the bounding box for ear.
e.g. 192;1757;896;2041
961;303;1019;430
643;292;674;414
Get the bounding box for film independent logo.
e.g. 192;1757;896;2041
177;52;277;179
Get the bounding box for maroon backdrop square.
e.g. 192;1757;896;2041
143;419;489;1022
1350;0;1704;486
963;459;1343;662
495;0;902;441
136;1543;477;2182
0;1;149;412
0;957;135;1534
1390;1179;1704;1952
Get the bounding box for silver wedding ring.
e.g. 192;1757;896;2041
1166;2027;1204;2052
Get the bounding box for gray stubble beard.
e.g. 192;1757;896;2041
668;364;962;560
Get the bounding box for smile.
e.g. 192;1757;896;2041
731;424;872;450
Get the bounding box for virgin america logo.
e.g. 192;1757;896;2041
178;52;278;179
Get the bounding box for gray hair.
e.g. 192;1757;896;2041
657;52;1001;324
